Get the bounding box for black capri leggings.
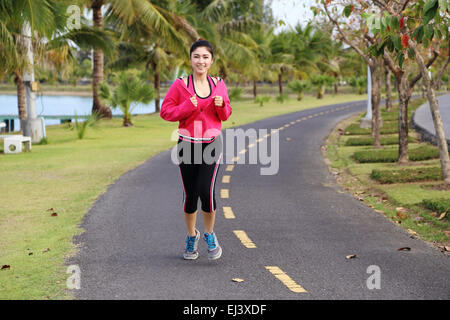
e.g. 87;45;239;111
177;135;223;214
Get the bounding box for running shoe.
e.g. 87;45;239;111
183;229;200;260
203;231;222;260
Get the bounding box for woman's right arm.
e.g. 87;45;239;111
160;80;197;122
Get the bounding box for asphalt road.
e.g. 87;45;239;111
70;99;449;300
413;93;450;146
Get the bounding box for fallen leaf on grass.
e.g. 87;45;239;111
346;254;357;259
1;265;10;270
232;278;244;283
437;211;447;220
407;229;418;236
437;245;450;252
42;248;51;253
444;231;450;238
396;212;408;220
51;212;58;217
397;247;411;251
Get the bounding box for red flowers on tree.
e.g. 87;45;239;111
400;16;406;28
401;34;409;48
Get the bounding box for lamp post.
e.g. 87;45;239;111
360;63;372;128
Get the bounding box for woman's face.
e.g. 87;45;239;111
190;46;213;75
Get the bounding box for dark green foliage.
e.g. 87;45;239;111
353;145;440;163
370;166;442;183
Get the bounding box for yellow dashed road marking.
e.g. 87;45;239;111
220;189;229;198
265;266;307;293
248;143;255;148
232;156;240;162
223;206;235;219
233;230;257;248
290;121;296;125
239;149;247;154
256;138;264;142
222;175;230;183
226;165;234;171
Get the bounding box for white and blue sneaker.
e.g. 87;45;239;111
183;229;200;260
203;231;222;260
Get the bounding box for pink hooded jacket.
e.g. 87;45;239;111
160;75;232;139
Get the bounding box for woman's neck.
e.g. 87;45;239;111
192;72;208;83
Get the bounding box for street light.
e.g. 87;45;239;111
360;63;372;128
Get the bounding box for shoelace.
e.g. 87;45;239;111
204;233;216;250
185;235;196;252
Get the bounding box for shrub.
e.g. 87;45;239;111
353;145;440;163
254;95;271;106
275;93;289;103
345;136;415;146
229;87;243;101
422;198;450;218
344;122;398;135
370;166;442;183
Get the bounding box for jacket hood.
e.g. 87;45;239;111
176;76;225;98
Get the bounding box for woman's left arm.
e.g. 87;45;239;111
215;81;232;121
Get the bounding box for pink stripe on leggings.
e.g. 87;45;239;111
210;153;223;212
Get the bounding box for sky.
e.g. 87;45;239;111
271;0;316;33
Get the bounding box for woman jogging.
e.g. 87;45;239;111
160;39;232;260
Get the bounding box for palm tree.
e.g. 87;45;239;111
269;31;295;95
0;1;60;123
0;0;113;128
103;0;199;112
288;80;309;101
247;25;275;97
99;70;155;126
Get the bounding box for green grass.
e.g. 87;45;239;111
345;135;416;146
0;92;369;299
324;96;450;246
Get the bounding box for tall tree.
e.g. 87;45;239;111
321;2;383;148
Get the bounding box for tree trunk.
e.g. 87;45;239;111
370;62;382;148
154;69;161;113
278;73;283;95
91;2;112;119
334;81;338;95
396;72;410;164
14;70;27;123
317;85;324;99
253;79;257;98
384;62;392;112
412;44;450;183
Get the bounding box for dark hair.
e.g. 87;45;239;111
190;39;214;59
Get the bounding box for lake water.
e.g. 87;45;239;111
0;94;158;131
